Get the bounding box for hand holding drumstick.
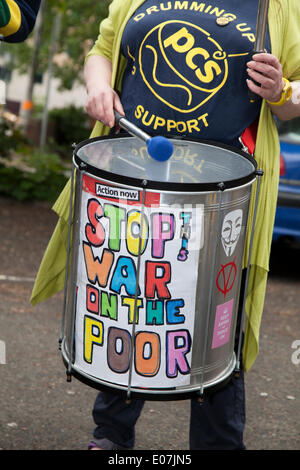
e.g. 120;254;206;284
247;52;300;120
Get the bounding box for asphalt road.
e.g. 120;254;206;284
0;198;299;451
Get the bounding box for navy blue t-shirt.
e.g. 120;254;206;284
120;0;270;148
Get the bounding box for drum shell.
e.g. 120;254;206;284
61;165;255;399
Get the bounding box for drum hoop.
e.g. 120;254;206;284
73;134;258;193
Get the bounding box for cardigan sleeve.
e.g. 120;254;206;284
280;0;300;82
0;0;41;43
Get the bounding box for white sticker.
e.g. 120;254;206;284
73;175;204;390
221;209;243;257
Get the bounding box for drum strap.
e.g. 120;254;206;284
240;119;258;156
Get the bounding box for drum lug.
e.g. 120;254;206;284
197;393;205;404
239;137;250;154
79;162;87;171
66;370;72;382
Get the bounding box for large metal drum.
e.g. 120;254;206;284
60;135;258;400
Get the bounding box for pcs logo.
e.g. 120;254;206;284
139;20;228;113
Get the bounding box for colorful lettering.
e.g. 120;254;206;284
83;242;114;287
101;291;118;321
135;331;161;377
110;256;140;296
84;316;103;363
151;213;175;258
126;209;149;256
86;284;99;314
85;199;105;246
177;212;192;261
104;204;126;252
166;330;191;377
145;261;171;299
146;300;164;325
122;296;143;324
77;185;205;388
166;299;185;324
107;327;131;373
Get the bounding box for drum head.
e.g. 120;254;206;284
74;135;257;192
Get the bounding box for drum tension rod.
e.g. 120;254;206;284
235;168;264;377
126;180;148;404
197;183;225;404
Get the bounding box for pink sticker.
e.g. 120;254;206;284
212;299;234;349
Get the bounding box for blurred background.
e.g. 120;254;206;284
0;0;110;203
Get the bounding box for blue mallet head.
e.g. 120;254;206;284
146;136;173;162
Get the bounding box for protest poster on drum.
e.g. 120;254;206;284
74;174;204;390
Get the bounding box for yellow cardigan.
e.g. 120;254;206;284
31;0;300;372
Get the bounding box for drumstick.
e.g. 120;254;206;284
114;110;173;161
248;0;270;102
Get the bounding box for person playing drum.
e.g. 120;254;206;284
31;0;300;450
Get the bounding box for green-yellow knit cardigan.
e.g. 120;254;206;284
31;0;300;372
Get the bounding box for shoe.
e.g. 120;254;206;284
88;438;128;450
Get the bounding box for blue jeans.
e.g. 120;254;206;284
91;370;246;450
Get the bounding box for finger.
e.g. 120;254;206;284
247;75;284;102
100;92;116;127
86;93;106;123
247;60;280;81
103;104;115;128
251;52;282;71
246;78;264;98
113;93;125;121
86;97;100;121
247;67;276;89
